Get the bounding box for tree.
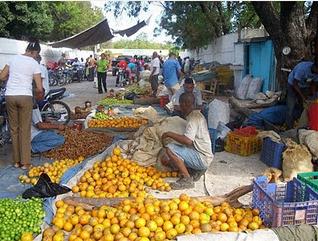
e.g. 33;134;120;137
48;2;104;41
0;2;104;42
0;2;54;41
101;39;172;50
251;1;318;84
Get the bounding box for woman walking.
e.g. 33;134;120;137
96;53;109;93
0;40;44;169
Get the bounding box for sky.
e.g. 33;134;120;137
90;1;173;43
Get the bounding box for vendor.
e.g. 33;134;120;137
286;61;318;129
160;92;213;189
171;77;203;117
31;104;65;154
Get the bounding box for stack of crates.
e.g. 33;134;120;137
225;127;261;156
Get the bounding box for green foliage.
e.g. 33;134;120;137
0;1;104;42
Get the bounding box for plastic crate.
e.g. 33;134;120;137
224;131;261;156
297;172;318;192
208;128;217;154
260;138;285;169
252;176;318;227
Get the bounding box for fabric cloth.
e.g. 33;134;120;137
31;108;44;140
167;143;207;170
150;74;159;97
272;224;318;241
162;58;181;88
184;110;213;166
6;96;33;165
40;65;50;95
151;57;160;75
118;60;127;69
172;86;203;108
167;83;180;98
97;72;107;93
6;55;41;96
288;61;318;87
96;59;108;73
31;131;65;153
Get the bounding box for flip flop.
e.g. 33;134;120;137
14;162;22;168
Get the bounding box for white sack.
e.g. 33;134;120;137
208;99;230;129
236;75;253;100
246;77;263;100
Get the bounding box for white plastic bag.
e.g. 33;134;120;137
236;75;252;99
246;77;263;100
208;99;230;129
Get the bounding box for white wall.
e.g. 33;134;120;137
0;38;93;69
102;48;169;57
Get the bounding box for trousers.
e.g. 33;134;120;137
97;72;107;93
6;96;33;165
31;131;65;153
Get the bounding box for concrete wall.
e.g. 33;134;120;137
102;48;169;58
0;38;93;69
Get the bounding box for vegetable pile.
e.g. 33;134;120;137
43;127;113;160
0;197;44;241
88;117;148;129
97;98;133;106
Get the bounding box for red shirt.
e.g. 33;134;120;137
118;60;128;69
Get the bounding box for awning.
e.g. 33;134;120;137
49;17;150;49
49;19;114;48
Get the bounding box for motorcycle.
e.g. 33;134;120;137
70;64;84;82
37;88;71;125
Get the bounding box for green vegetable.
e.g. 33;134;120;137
0;197;45;241
97;98;133;106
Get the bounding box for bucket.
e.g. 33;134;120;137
309;102;318;131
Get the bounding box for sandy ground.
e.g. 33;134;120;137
0;75;268;203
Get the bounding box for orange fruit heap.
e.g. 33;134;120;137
88;117;148;129
45;194;264;241
19;156;85;185
72;147;176;198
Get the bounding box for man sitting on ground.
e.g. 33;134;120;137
31;104;65;154
160;92;213;189
170;77;203;117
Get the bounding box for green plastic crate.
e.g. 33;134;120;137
297;172;318;191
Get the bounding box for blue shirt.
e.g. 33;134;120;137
288;61;318;88
162;58;181;88
128;62;136;71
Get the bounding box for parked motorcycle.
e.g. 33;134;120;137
37;88;71;125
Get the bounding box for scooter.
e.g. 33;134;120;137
37;88;71;125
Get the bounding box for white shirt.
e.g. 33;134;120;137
6;55;41;96
31;108;43;140
172;86;203;107
184;110;213;166
40;64;49;95
150;57;160;75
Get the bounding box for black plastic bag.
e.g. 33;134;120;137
124;92;137;100
22;173;71;199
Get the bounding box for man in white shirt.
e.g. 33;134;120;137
149;51;160;97
161;92;213;189
37;56;49;96
31;106;65;153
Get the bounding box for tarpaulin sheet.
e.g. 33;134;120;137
50;19;114;48
113;20;147;37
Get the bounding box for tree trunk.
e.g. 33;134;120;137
252;2;317;89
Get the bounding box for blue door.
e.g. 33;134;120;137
245;40;276;92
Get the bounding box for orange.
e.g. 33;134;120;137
63;222;73;232
220;223;229;232
147;220;158;232
128;232;138;241
217;213;227;223
162;221;173;232
248;221;259;230
154;231;166;241
138;226;150;237
80;230;90;240
154;216;164;227
166;228;178;239
175;223;186;234
135;218;146;228
189;211;200;220
104;233;114;241
180;215;190;225
55;200;64;208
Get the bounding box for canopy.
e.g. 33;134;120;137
49;17;150;49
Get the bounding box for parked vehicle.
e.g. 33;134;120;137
37;88;71;125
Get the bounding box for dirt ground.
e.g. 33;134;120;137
0;75;268;203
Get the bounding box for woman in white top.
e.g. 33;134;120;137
0;40;44;169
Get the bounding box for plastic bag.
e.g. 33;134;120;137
246;77;263;100
282;139;313;181
236;75;252;100
22;173;71;199
208;99;230;129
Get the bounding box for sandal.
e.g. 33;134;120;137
21;164;31;170
14;162;22;168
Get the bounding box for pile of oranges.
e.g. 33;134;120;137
88;117;148;129
19;157;85;185
44;194;264;241
72;147;175;198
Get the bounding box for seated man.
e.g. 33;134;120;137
160;92;213;189
31;105;65;153
170;77;203;117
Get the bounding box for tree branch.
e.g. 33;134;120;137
251;1;281;39
307;1;318;32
